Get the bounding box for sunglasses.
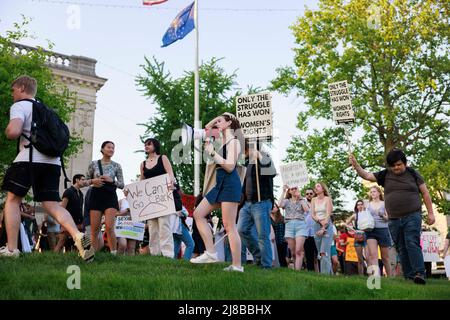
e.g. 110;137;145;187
305;193;314;196
289;187;298;191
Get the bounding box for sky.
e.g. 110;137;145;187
1;0;358;209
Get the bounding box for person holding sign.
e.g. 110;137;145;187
86;141;124;255
237;140;277;269
190;113;244;272
349;149;435;284
140;138;178;259
310;182;334;275
278;185;309;271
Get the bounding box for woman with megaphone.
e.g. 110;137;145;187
190;112;245;272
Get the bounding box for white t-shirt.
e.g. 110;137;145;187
10;100;60;165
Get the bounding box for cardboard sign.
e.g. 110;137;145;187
279;161;309;188
114;216;145;241
125;174;176;222
236;92;272;139
328;80;355;124
345;237;359;262
420;231;441;262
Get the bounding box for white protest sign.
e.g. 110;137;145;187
420;231;441;262
328;80;355;124
114;216;145;241
236;91;272;139
279;161;309;188
125;174;176;222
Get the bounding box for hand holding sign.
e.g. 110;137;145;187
125;174;176;223
279;161;309;189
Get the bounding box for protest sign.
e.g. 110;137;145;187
328;80;355;124
420;231;441;262
345;237;358;263
279;161;309;188
125;174;176;222
445;256;450;278
236;92;272;139
114;216;145;241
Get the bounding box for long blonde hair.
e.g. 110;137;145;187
368;186;384;201
315;182;330;197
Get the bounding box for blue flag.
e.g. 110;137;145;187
161;2;195;47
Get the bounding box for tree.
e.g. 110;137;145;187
136;57;255;195
271;0;450;212
0;18;83;192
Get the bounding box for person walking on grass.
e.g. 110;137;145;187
190;113;244;272
349;149;435;284
0;75;93;261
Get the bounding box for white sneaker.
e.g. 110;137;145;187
190;251;219;264
74;233;95;262
0;246;20;258
223;265;244;272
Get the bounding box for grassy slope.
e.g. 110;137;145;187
1;252;449;300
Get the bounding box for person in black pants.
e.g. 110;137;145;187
270;203;287;267
303;189;318;271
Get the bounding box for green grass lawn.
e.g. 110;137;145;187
1;252;449;300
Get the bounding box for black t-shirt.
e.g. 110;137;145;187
62;186;84;225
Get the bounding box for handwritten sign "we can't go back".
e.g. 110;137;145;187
125;174;176;223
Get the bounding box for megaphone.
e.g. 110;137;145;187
181;123;220;146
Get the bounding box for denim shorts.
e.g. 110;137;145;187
353;231;367;247
285;219;308;239
365;227;392;247
330;244;338;257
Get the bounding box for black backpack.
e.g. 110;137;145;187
376;167;421;187
17;98;71;188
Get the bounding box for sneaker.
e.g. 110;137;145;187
0;246;20;258
223;265;244;272
74;233;95;262
190;251;219;264
413;273;426;285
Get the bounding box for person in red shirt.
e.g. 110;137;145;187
337;225;349;274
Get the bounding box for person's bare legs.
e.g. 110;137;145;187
3;192;22;251
294;236;306;271
367;239;380;275
53;232;67;253
90;210;102;251
127;240;136;255
355;246;365;275
193;198;220;254
380;246;391;277
286;238;295;268
117;237;127;254
42;201;82;240
221;202;241;268
104;208;118;252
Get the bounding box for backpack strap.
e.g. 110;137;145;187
97;160;104;176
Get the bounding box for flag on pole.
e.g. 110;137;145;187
143;0;168;5
161;2;195;47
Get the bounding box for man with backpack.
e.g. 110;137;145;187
1;75;94;262
349;149;435;284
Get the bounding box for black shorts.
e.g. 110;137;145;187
1;162;61;202
88;187;119;212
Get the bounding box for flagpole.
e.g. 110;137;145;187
194;0;200;196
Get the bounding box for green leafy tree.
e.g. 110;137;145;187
271;0;450;212
0;18;83;193
136;57;256;195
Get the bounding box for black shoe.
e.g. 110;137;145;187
413;274;426;285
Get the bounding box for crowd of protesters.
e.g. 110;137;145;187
1;75;448;284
